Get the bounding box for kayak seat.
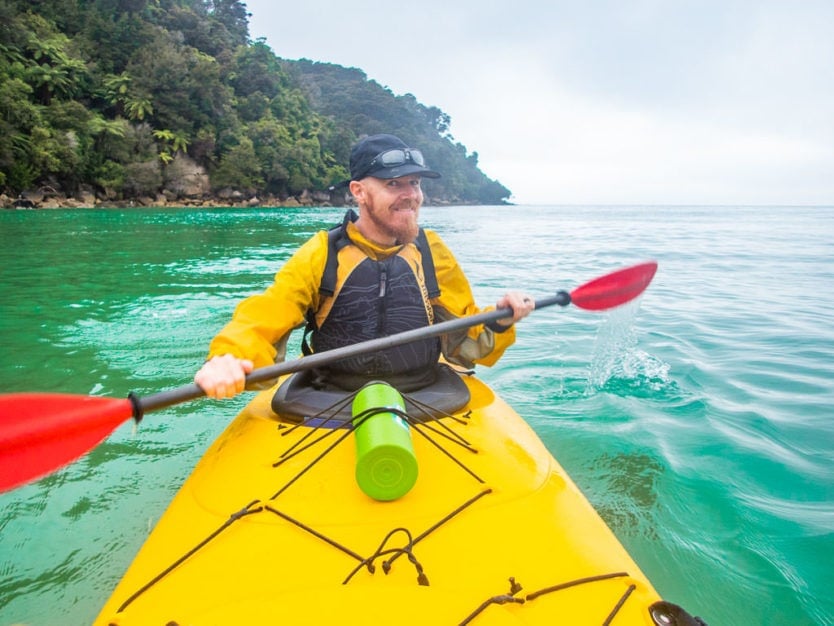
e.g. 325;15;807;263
270;364;471;425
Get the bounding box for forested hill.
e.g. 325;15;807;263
0;0;511;207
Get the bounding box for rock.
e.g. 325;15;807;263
39;185;60;199
100;187;118;201
216;188;245;202
311;190;331;204
20;189;44;205
260;195;281;207
13;197;35;208
75;190;97;207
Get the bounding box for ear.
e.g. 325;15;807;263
349;180;365;203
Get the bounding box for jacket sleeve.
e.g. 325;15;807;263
206;231;328;369
425;230;516;369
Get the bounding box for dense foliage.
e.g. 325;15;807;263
0;0;510;204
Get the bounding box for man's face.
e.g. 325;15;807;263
351;175;423;245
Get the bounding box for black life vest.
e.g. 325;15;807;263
304;210;441;391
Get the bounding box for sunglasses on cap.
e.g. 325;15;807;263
355;148;427;179
370;148;426;169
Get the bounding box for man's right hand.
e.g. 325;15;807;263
194;354;254;399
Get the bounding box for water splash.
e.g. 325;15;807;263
587;301;671;395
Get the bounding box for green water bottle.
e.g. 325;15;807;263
352;382;418;501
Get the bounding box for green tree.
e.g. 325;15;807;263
124;95;153;121
0;77;39;186
153;128;189;163
211;136;262;193
87;114;129;157
20;15;88;104
205;0;249;48
0;0;510;203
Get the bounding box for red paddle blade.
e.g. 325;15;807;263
570;261;658;311
0;393;134;492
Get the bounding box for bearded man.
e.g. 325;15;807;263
195;134;534;398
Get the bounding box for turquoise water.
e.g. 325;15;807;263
1;205;832;625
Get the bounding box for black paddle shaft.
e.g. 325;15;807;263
134;290;571;416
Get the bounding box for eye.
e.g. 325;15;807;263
385;176;422;189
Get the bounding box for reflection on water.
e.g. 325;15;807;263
585;452;663;540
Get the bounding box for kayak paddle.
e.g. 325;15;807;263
0;261;657;492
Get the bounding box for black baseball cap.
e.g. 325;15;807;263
348;134;441;182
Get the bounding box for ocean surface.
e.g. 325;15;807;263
0;205;832;625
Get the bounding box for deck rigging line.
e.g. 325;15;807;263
114;389;641;624
459;572;637;625
115;500;265;614
113;394;490;614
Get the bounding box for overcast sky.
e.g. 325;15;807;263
243;1;833;205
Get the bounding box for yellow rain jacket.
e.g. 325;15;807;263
207;219;516;374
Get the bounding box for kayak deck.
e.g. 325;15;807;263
95;375;662;625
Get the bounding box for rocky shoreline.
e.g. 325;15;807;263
2;152;485;209
2;154;473;210
1;186;348;210
1;152;355;210
1;187;463;210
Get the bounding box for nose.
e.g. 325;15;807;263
401;181;422;200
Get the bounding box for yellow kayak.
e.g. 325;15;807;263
95;370;683;625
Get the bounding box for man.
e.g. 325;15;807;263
195;134;534;399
